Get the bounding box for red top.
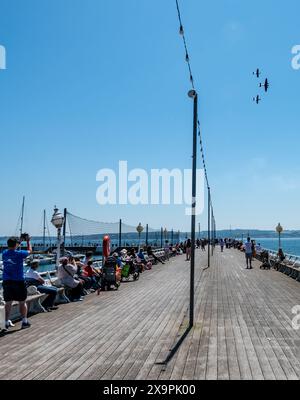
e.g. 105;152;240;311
83;265;95;277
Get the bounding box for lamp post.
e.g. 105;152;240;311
136;223;144;251
51;206;64;267
164;228;168;242
276;223;283;249
188;88;198;328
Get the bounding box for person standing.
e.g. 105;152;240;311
2;235;32;331
186;238;192;261
220;238;225;252
244;237;253;269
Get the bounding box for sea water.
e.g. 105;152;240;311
252;237;300;256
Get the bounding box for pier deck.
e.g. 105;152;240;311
1;249;300;380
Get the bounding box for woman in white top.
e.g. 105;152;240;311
26;261;58;311
57;257;84;301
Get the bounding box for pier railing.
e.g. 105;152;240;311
260;247;300;268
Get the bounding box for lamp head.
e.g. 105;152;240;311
136;223;144;234
51;206;64;229
188;89;197;98
276;223;283;234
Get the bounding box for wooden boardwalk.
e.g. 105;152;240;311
1;249;300;380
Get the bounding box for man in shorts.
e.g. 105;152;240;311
244;237;253;269
2;235;32;331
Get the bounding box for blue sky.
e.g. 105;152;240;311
0;0;299;235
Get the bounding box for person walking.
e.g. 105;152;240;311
220;238;225;252
244;237;253;269
186;238;192;261
2;235;32;331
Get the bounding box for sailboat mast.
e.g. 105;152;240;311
20;196;25;237
43;209;46;250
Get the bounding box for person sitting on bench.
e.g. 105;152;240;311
25;261;59;312
58;257;84;302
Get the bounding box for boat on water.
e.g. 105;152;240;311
24;254;56;266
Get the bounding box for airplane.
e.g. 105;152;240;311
260;78;269;93
253;68;261;78
253;95;261;104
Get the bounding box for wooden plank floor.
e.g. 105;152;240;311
0;249;300;380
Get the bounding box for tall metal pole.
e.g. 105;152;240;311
208;187;211;268
62;208;67;257
279;231;281;249
189;90;197;329
198;223;201;239
43;209;46;251
146;224;149;246
211;209;214;256
20;196;25;237
161;227;163;248
56;227;61;268
119;219;122;248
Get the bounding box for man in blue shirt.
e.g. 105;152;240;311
2;235;32;330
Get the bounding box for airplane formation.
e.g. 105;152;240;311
253;69;270;104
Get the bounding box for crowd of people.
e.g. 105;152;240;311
1;236;185;333
212;236;286;270
2;233;288;333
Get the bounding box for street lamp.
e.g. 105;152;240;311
136;223;144;250
276;223;283;249
51;206;64;267
164;228;168;241
188;88;198;328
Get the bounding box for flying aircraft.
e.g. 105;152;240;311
260;78;269;93
253;95;261;104
253;69;261;78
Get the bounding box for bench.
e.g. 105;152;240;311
10;287;48;321
269;254;300;282
45;278;70;304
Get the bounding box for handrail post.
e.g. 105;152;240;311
119;219;122;248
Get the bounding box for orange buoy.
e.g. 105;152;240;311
103;235;111;258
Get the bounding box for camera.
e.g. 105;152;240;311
20;233;30;242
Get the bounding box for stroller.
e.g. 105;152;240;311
101;256;121;291
259;250;271;270
121;258;140;282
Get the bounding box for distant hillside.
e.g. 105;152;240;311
203;229;300;239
